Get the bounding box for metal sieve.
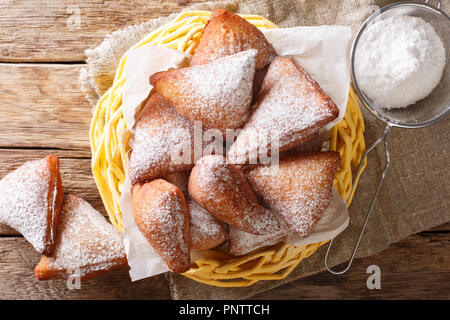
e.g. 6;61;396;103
325;0;449;274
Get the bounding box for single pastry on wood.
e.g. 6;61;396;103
188;155;281;235
188;199;228;250
228;57;339;164
190;9;277;70
150;49;257;133
244;151;340;237
34;194;127;280
132;179;191;273
0;155;63;256
128;93;194;185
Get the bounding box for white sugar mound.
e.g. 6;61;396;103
355;15;445;109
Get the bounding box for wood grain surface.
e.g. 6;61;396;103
0;0;448;300
0;0;204;62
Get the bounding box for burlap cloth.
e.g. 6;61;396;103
80;0;450;299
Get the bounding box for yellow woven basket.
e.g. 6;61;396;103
89;10;367;287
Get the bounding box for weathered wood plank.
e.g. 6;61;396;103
0;64;91;150
424;222;450;232
252;233;450;300
0;0;205;62
0;237;170;299
0;232;448;299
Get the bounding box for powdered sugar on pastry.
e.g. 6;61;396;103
163;170;190;197
0;155;63;255
190;9;277;70
34;194;127;280
128;93;194;184
228;57;339;164
188;199;228;250
150;49;257;132
132;180;190;273
244;152;340;237
188;155;281;235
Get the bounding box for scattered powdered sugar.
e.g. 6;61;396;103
244;152;339;237
355;15;445;109
44;194;126;277
0;157;54;254
128;94;194;184
188;199;227;250
163;49;257;131
190;155;281;235
228;57;338;164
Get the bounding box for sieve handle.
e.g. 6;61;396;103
425;0;442;10
324;124;392;275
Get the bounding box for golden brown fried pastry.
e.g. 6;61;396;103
128;93;194;185
188;199;228;250
163;170;191;198
280;129;321;157
150;50;257;133
0;155;63;256
188;155;280;235
132;180;190;273
228;57;339;164
244;152;340;237
34;194;127;280
190;9;277;70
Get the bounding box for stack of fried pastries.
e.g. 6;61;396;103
0;9;342;280
129;9;341;272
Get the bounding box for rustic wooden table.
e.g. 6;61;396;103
0;0;448;300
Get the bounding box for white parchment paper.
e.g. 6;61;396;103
120;26;352;281
122;46;190;133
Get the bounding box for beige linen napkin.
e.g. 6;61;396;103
80;0;450;300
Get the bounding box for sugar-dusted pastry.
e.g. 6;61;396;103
252;66;269;101
228;224;288;256
280;129;321;157
188;155;280;235
132;179;190;273
128;93;194;185
150;50;257;133
244;152;340;237
34;194;127;280
0;155;63;256
188;199;228;250
190;9;277;70
228;57;339;164
163;170;190;198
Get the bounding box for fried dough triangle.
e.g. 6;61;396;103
34;194;127;280
132;180;191;273
244;151;340;237
190;9;277;70
228;57;339;164
128;93;194;185
150;49;257;133
188;155;281;235
0;155;63;256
